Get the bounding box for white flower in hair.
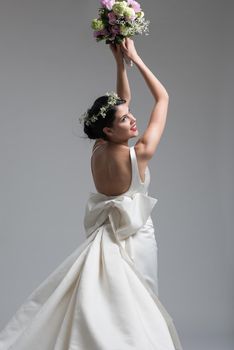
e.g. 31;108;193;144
79;91;120;126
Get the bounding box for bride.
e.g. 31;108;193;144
0;38;183;350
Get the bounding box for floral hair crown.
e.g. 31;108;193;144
79;91;121;126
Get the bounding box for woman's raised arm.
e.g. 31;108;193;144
121;38;169;159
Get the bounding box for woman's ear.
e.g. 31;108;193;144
103;127;113;138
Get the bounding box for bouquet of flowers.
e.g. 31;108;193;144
91;0;150;66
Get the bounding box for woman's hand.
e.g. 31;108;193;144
109;43;124;65
120;38;139;62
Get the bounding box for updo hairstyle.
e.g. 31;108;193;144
83;95;126;140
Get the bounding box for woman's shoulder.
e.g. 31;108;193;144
92;139;107;152
92;140;130;154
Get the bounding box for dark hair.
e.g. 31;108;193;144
83;95;126;140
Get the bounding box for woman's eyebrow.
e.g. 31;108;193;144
120;106;130;119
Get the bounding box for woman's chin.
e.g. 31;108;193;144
130;130;138;138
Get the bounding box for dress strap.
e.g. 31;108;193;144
130;146;146;185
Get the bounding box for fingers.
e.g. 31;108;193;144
109;38;135;59
110;42;119;49
116;43;121;50
115;43;123;55
120;38;127;51
121;37;134;51
109;43;117;53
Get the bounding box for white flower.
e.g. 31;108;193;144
112;1;128;17
79;91;120;126
124;7;136;20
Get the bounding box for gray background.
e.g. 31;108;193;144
0;1;233;349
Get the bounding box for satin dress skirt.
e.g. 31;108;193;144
122;215;159;297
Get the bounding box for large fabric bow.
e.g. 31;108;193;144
83;191;158;241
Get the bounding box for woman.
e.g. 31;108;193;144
87;38;169;298
0;38;183;349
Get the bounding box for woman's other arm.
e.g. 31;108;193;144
109;42;131;105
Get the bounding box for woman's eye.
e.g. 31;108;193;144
122;110;131;121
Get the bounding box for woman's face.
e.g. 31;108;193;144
103;103;138;142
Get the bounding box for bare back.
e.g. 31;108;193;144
91;141;149;196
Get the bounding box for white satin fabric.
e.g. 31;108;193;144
0;146;183;350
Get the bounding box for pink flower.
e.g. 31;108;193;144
100;0;115;10
93;31;100;38
93;28;109;37
127;0;141;13
108;12;116;25
110;25;120;35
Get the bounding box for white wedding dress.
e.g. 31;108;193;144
0;145;183;350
